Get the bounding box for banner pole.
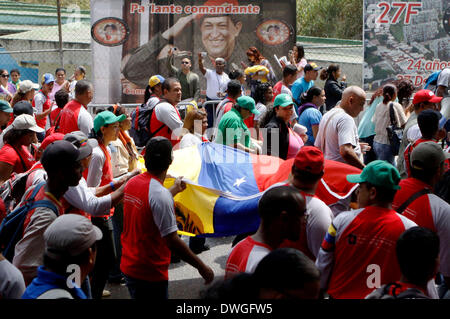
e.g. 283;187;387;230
56;0;64;67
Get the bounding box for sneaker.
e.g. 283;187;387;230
102;289;111;298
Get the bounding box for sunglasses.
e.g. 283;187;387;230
181;61;190;64
1;74;9;78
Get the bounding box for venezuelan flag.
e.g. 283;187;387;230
163;143;361;237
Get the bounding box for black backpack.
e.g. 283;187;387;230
129;98;165;147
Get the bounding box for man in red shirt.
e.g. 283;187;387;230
225;186;306;279
280;146;334;261
149;78;183;147
316;160;416;299
56;80;94;136
393;141;450;294
13;140;84;284
121;136;213;299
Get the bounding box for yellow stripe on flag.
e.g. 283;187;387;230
167;145;202;183
164;178;218;234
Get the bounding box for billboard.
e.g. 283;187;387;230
364;0;450;91
90;0;297;104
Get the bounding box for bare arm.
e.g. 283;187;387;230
35;107;52;120
339;144;365;169
198;53;206;75
234;142;257;154
164;232;214;284
311;124;319;140
436;85;447;111
0;162;13;185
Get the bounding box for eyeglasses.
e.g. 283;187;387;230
181;61;190;64
1;74;9;78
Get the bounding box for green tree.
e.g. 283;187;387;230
297;0;363;40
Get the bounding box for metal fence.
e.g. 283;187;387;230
0;0;91;87
297;36;364;89
0;1;364;104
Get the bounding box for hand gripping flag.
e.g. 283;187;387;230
161;143;360;237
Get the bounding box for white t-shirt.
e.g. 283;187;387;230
314;107;363;163
205;69;229;99
406;124;422;143
372;101;407;145
77;105;94;137
0;258;26;299
86;146;107;188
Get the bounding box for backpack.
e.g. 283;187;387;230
366;283;430;299
424;70;442;89
0;181;58;262
129;99;165;147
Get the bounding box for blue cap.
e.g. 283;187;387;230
42;73;55;84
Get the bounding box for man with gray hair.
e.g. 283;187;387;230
198;54;230;127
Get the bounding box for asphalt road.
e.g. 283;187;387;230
105;236;234;299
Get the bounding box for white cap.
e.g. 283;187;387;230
44;214;103;258
11;114;44;133
18;80;39;94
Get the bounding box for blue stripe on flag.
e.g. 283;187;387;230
206;195;261;237
197;143;259;197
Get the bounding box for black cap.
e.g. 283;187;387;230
13;101;33;117
145;137;173;171
41;140;81;172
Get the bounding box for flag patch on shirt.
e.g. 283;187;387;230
321;223;337;252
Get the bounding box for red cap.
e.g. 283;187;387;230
294;146;324;174
412;89;443;105
39;133;65;151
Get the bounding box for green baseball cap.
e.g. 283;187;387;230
346;160;401;190
93;110;126;133
274;93;294;108
0;100;13;113
237;96;260;115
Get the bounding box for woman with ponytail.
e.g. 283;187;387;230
297;86;325;146
371;84;407;165
320;64;347;112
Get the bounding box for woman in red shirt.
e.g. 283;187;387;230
0;114;43;184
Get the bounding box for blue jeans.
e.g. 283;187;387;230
124;275;168;299
373;141;395;165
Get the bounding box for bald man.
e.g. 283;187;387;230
315;86;367;169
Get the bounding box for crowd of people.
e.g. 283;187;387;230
0;43;449;301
